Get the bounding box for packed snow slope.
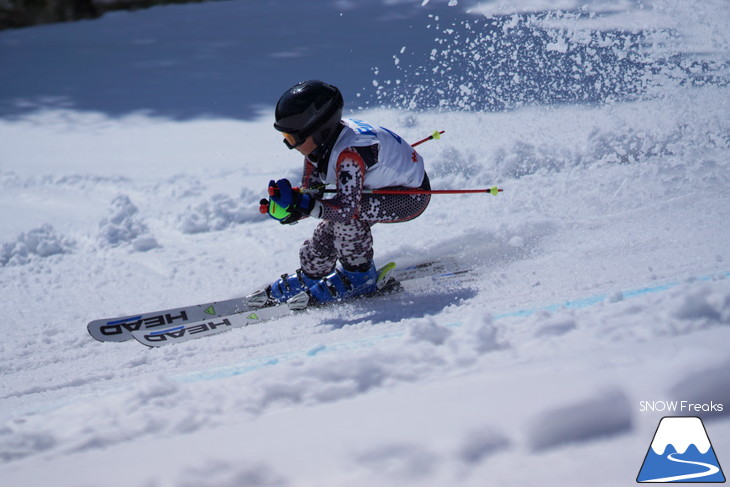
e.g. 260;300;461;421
1;1;729;486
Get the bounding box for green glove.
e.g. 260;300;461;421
259;198;302;224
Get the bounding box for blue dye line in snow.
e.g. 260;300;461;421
174;270;729;384
494;271;729;320
176;333;405;383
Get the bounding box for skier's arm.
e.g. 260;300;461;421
312;149;366;222
301;158;323;190
267;149;369;223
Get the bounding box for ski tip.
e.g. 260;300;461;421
377;262;398;290
378;262;397;280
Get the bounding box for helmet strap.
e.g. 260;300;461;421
310;121;345;177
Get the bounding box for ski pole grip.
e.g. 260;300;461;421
259;199;270;214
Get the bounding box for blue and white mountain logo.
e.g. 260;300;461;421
637;416;725;483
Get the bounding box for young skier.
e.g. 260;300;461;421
256;80;431;305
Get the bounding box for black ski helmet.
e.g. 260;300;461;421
274;80;343;150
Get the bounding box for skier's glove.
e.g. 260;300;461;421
268;179;316;215
259;198;303;224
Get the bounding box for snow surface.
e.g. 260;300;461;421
1;0;729;486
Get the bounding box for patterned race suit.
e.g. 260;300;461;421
298;119;431;278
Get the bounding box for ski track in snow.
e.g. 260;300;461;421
1;0;730;486
164;268;730;385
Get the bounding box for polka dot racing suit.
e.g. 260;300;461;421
297;119;431;279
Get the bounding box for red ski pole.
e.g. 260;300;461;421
411;130;445;148
301;187;503;196
366;187;502;195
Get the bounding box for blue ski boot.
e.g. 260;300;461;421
247;269;319;307
306;261;381;304
267;269;320;303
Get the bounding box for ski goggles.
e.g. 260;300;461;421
281;132;304;150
